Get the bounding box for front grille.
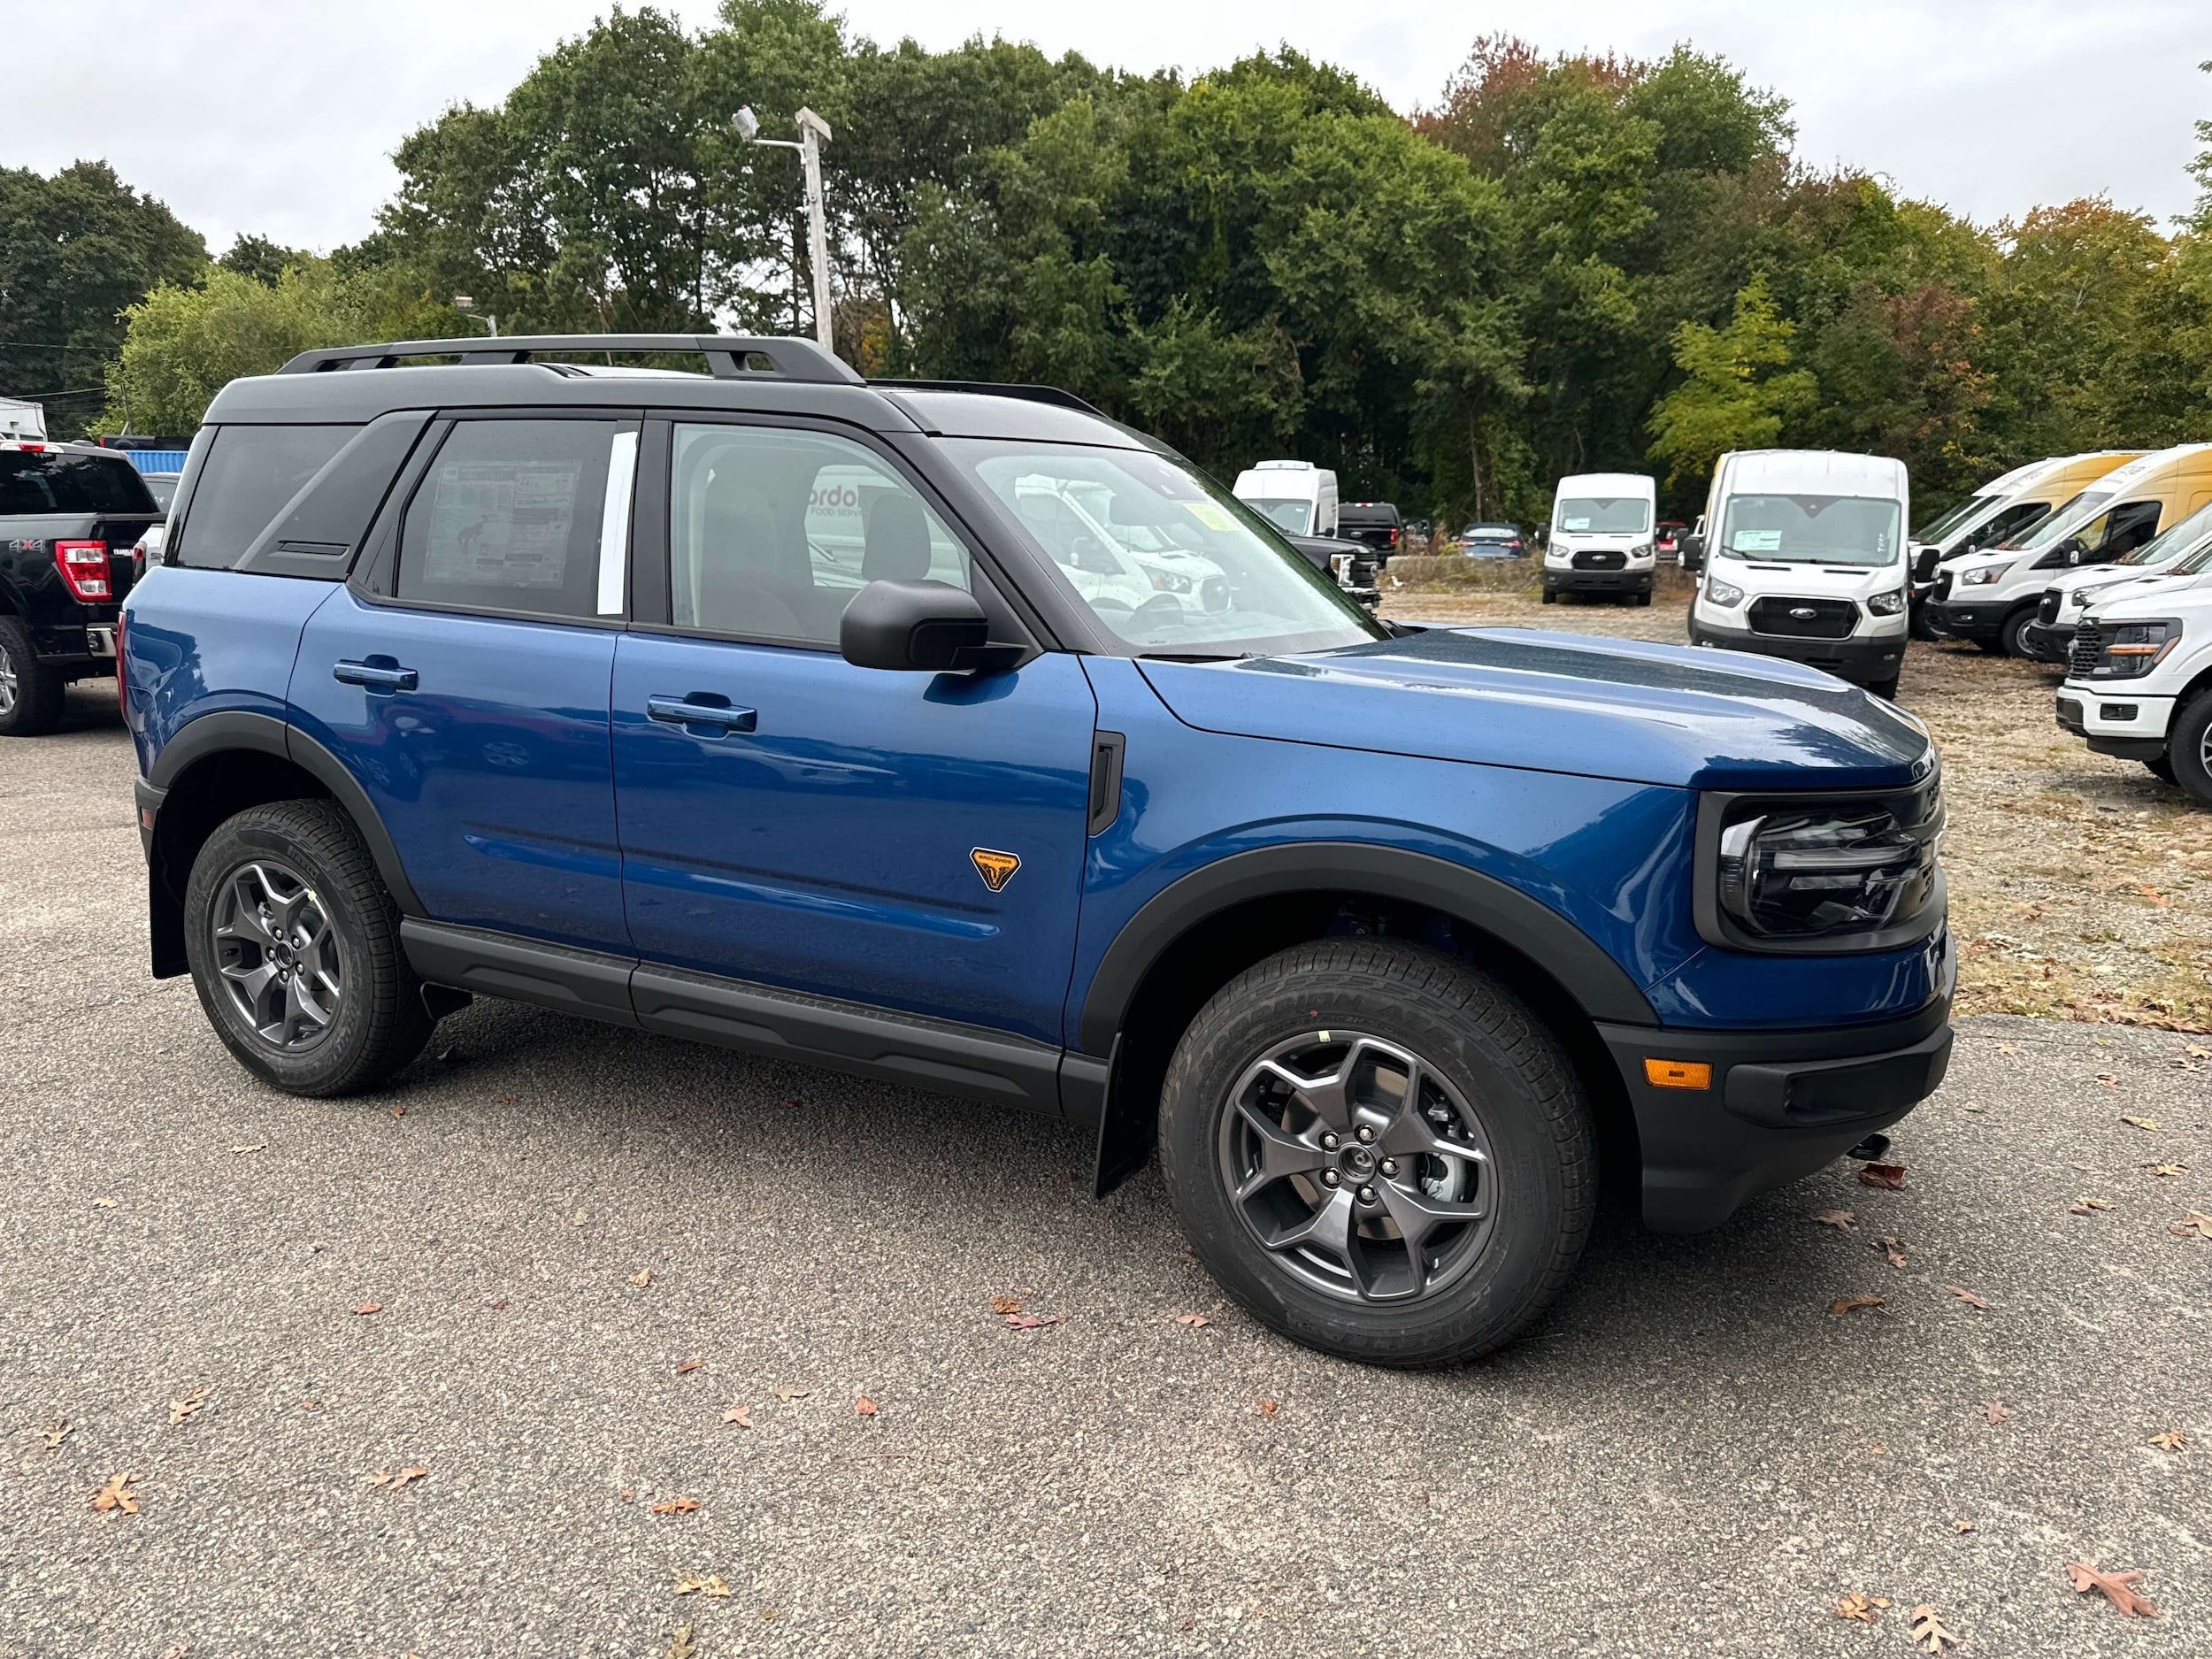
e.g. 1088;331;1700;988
2070;626;2102;679
1571;549;1625;570
1932;572;1953;603
2036;589;2061;626
1748;596;1858;640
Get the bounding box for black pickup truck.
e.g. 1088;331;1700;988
1;441;159;735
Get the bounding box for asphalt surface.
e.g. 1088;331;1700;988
4;687;2208;1658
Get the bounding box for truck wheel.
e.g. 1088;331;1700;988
1998;607;2039;660
0;617;64;737
2145;755;2177;785
1157;940;1595;1367
1540;591;1556;604
1633;591;1652;607
2170;692;2212;809
1867;675;1900;701
183;800;434;1095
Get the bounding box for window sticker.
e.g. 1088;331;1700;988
1562;516;1591;531
1185;500;1238;533
422;461;580;588
1732;529;1782;552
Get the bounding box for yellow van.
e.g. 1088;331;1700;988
1931;442;2212;656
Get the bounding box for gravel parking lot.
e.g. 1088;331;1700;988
4;684;2208;1658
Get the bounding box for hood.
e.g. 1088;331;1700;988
2091;579;2212;623
1139;626;1933;791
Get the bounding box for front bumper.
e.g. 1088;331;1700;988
2021;618;2075;663
1543;565;1653;595
1688;622;1905;686
1924;599;2007;642
1600;972;1954;1233
2056;688;2174;756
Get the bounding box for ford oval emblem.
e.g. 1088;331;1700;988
1789;605;1817;619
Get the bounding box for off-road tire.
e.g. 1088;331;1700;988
2170;692;2212;809
0;616;64;737
184;800;434;1094
1157;940;1596;1367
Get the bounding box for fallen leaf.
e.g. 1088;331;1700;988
2095;1071;2120;1087
92;1197;120;1209
2150;1429;2185;1452
855;1395;879;1417
990;1293;1024;1315
2149;1163;2187;1178
352;1302;383;1317
1858;1162;1909;1190
627;1270;652;1288
773;1385;809;1402
2169;1211;2212;1240
572;1209;588;1225
1002;1312;1064;1331
782;1096;803;1108
1256;1400;1279;1417
1995;1041;2019;1054
485;1297;509;1310
1953;1519;1976;1534
721;1404;752;1428
89;1471;138;1515
1874;1234;1908;1268
666;1624;696;1659
673;1573;731;1598
299;1398;320;1412
1828;1294;1885;1317
2070;1197;2112;1215
1174;1312;1211;1328
1815;1208;1856;1231
388;1464;428;1489
1868;1441;1889;1455
1833;1591;1890;1622
42;1418;71;1448
674;1359;704;1375
1983;1399;2010;1425
229;1142;265;1154
1942;1284;1992;1310
2188;1044;2211;1059
1908;1603;1962;1651
2121;1115;2161;1131
2066;1561;2160;1617
157;1647;185;1659
650;1496;702;1516
167;1386;211;1425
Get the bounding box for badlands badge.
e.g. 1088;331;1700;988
970;848;1021;893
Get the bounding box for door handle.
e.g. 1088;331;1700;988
334;658;418;692
647;695;757;734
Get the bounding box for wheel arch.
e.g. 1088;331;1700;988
145;711;422;977
1082;842;1655;1196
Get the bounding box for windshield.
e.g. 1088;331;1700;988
1914;492;1996;544
2173;532;2212;576
1553;496;1649;534
1245;498;1313;534
949;440;1384;657
2003;488;2110;553
1716;494;1901;566
2114;497;2212;567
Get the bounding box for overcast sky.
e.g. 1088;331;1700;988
14;1;2209;253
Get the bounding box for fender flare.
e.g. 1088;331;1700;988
148;709;426;916
1077;840;1660;1057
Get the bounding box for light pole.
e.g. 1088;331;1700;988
735;105;834;351
453;295;498;338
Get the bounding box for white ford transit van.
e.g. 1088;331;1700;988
1232;460;1339;537
1686;449;1910;696
1541;472;1657;605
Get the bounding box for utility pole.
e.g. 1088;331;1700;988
736;105;835;351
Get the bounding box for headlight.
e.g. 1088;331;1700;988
1146;568;1192;594
1866;588;1906;616
1958;562;2011;587
2075;618;2182;679
1699;771;1946;953
1630;542;1654;558
2069;581;2122;611
1704;579;1745;607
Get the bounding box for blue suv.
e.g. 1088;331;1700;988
122;334;1953;1365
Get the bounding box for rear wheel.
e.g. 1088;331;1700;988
0;617;64;737
2170;693;2212;809
1157;940;1595;1367
183;800;434;1094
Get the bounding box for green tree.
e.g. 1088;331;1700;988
1646;273;1815;486
0;161;205;437
218;234;311;286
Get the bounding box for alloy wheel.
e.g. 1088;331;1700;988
0;643;17;717
1216;1031;1498;1303
210;859;343;1049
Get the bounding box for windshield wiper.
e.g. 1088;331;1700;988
1134;649;1249;662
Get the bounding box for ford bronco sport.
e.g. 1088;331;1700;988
123;334;1953;1366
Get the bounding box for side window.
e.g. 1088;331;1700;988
396;419;634;620
2094;500;2161;559
168;426;357;568
1980;501;2048;546
669;424;969;646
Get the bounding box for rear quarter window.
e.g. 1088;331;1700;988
171;425;358;568
0;449;157;515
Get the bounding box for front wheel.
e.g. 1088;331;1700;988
1157;941;1596;1367
2170;692;2212;809
1999;607;2039;660
1866;675;1900;701
1540;590;1556;605
183;800;434;1094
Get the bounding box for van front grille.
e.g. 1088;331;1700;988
1748;596;1858;640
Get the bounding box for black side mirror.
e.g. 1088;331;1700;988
841;579;1018;672
1679;534;1705;571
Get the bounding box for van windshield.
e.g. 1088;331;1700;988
2125;497;2212;567
1245;498;1314;534
1717;494;1901;566
2001;489;2109;553
1914;492;1996;544
1554;496;1649;534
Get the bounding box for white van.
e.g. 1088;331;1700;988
2021;496;2212;663
1233;460;1338;537
1686;449;1910;695
1907;451;2140;634
1541;472;1656;606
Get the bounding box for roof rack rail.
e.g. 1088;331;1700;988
869;378;1109;419
277;334;864;385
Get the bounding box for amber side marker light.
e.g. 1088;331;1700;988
1644;1058;1712;1090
